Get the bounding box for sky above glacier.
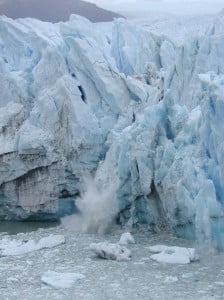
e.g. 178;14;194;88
87;0;224;18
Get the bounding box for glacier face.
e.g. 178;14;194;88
0;14;224;247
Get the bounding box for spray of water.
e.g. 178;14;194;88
61;177;118;234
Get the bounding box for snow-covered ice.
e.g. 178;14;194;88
90;242;131;261
149;245;199;264
0;235;65;256
118;232;135;245
41;271;85;289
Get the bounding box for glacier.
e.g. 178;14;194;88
0;13;224;248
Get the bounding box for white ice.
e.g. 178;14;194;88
90;242;131;261
41;271;85;289
164;276;179;283
0;226;223;299
1;11;224;248
0;235;65;256
118;232;135;245
149;245;199;264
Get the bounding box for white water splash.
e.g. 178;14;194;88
61;177;118;234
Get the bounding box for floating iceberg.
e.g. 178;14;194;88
149;245;199;264
90;242;131;261
41;271;85;289
0;235;65;256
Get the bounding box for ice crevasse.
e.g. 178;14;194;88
0;14;224;248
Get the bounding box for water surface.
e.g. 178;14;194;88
0;221;60;235
0;226;224;299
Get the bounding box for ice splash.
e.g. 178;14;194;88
90;242;131;261
61;177;118;234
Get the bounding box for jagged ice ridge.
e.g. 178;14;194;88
0;14;224;247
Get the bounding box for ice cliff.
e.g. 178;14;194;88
0;14;224;247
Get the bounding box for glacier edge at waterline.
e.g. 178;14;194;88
0;14;224;248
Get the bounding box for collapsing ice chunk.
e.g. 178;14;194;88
90;242;131;261
118;232;135;245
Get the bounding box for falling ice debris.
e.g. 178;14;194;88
118;232;135;245
90;242;131;261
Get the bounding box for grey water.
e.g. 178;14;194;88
0;221;60;235
1;225;224;300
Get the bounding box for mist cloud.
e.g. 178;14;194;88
61;177;118;234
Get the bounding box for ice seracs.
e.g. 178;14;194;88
90;242;131;261
0;13;224;247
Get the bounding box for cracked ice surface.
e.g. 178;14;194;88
1;12;224;247
0;226;224;300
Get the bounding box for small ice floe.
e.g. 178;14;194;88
149;245;199;264
118;232;135;245
0;235;65;256
181;272;194;279
90;242;131;261
164;276;178;283
214;281;224;286
41;271;85;289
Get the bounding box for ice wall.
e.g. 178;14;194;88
0;14;224;247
